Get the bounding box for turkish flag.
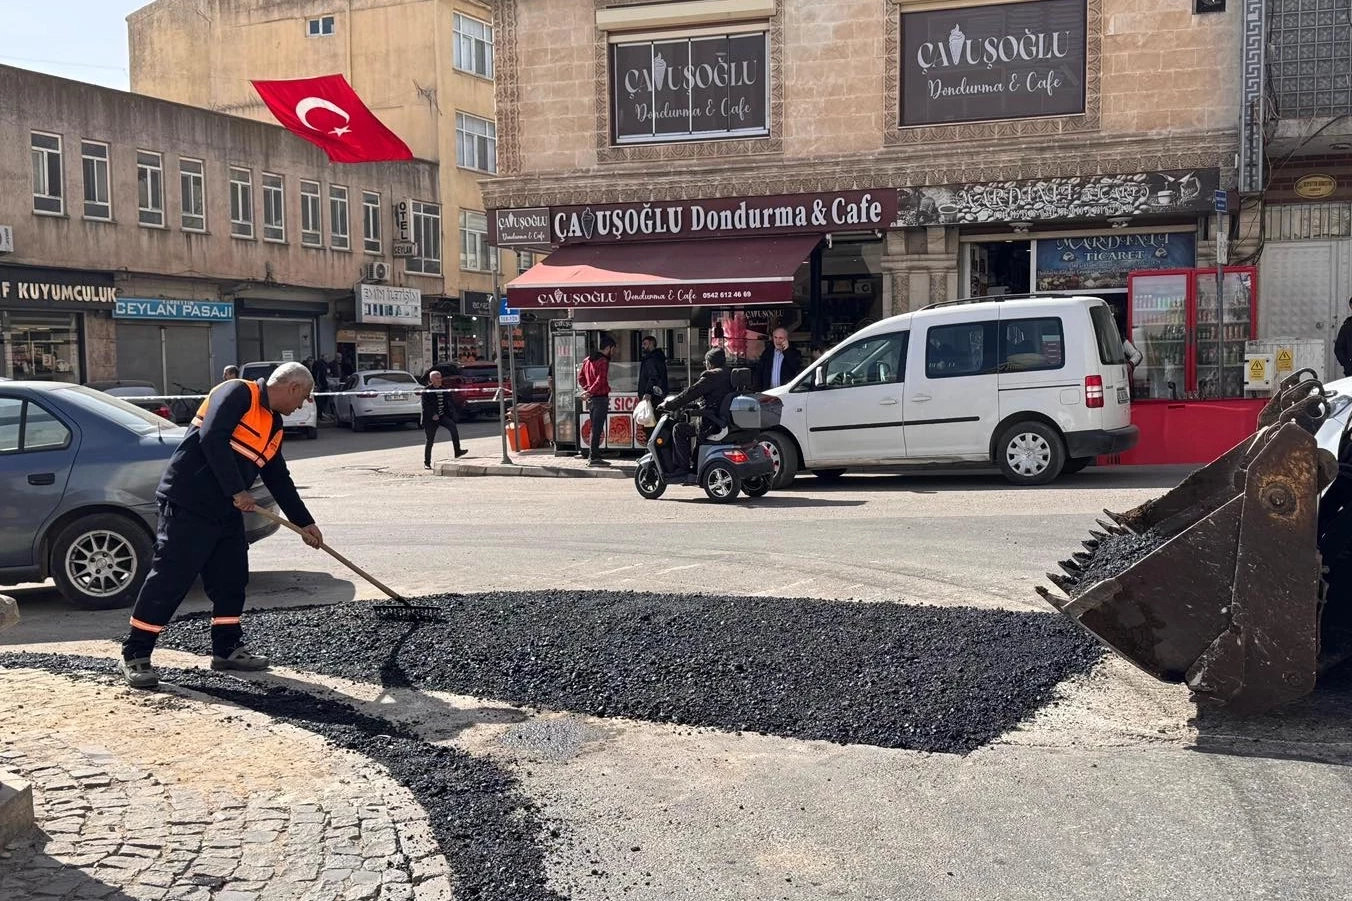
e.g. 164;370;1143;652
251;74;413;163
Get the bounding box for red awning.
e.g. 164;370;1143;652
505;234;821;309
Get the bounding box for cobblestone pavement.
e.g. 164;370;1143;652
0;662;451;901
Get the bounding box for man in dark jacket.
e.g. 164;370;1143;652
1336;297;1352;377
119;362;323;689
578;335;615;467
422;370;469;468
637;335;669;402
757;328;803;390
660;347;735;473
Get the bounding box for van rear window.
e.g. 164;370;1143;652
1001;317;1065;372
1090;305;1127;365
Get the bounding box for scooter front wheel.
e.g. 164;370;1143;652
634;460;667;499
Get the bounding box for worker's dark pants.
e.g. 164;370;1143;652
122;501;248;661
588;396;609;458
423;413;462;465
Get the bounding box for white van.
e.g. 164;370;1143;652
758;295;1138;486
239;361;320;439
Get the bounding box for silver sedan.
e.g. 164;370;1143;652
333;370;423;432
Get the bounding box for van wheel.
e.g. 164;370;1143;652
996;421;1065;486
49;513;153;610
757;431;798;489
1062;457;1092;475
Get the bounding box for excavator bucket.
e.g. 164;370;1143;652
1038;370;1339;714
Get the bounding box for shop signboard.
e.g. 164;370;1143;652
357;284;421;326
611;31;769;143
461;291;494;317
393;199;414;243
897;169;1221;226
548;190;895;244
900;0;1087;126
511;279;795;310
491;208;550;246
0;225;12;253
0;267;118;307
338;327;390;356
1035;233;1196;291
114;298;234;321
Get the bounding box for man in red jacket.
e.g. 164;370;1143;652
578;335;615;467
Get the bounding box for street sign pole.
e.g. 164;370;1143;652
493;266;511;464
1214;190;1229;398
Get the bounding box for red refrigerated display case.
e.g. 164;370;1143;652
1114;266;1264;465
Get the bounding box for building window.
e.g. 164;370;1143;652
455;113;497;173
80;141;111;221
137;151;165;227
261;173;286;242
300;180;322;246
329;185;350;250
229;166;254;238
407;201;441;275
453;13;494;79
307;15;335;36
180;158;206;231
31;132;63;215
517;251;535;274
459;210;496;272
362;191;381;254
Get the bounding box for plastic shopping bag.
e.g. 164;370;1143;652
633;397;657;428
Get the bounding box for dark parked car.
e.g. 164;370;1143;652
86;379;174;421
513;365;552;403
0;382;279;609
421;361;513;420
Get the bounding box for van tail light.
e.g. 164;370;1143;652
1085;375;1105;408
724;449;749;463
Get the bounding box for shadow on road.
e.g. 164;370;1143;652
0;570;357;647
0;834;138;900
780;465;1194;494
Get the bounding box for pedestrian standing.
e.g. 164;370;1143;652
637;335;668;403
118;362;323;689
756;328;803;390
422;371;468;469
578;336;615;467
310;355;332;419
1335;297;1352;377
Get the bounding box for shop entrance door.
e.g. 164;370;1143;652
237;317;316;365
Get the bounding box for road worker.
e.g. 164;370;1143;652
119;362;323;689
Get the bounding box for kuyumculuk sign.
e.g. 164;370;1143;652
901;0;1087;126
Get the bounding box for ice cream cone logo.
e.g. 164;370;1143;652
580;207;596;240
652;52;668;89
948;24;966;64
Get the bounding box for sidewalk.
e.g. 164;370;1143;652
0;646;452;901
434;434;637;480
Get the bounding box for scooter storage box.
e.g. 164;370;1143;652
730;395;782;430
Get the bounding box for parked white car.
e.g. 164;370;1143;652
239;361;319;439
333;370;422;432
757;295;1139;487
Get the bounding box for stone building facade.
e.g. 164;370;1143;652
1;65;440;388
485;0;1247;350
128;0;517;365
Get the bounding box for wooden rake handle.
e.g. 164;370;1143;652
249;506;405;602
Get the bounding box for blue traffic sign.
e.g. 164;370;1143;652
498;296;520;325
1214;189;1229;214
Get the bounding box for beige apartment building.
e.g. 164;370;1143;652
481;0;1270;456
128;0;514;364
0;65;439;390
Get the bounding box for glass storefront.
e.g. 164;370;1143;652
237;316;316;366
1;312;83;383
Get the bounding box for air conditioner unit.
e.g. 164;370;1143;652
363;261;390;283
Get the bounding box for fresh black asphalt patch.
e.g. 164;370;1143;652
158;590;1103;753
0;652;564;901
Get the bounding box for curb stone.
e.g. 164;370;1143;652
0;594;18;634
435;461;635;479
0;772;34;849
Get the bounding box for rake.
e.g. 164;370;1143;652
251;507;443;621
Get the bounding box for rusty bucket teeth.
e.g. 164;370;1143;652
1088;529;1108;541
1081;539;1101;552
1096;518;1129;536
1047;572;1076;594
1035;585;1070;610
1072;551;1093;565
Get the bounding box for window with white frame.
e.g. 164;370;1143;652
300;180;322;246
362;191;382;254
459;209;496;272
262;173;285;242
180;158;206;231
455;113;497;173
229;166;254;238
81;141;111;220
453;13;494;78
307;15;335;36
137;151;165;227
31;132;63;215
407;201;441;275
517;250;535;274
329;185;350;250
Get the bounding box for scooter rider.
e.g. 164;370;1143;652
658;347;735;473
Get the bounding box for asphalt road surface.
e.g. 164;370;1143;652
7;422;1352;901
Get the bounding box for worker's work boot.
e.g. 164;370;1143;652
210;647;271;672
119;657;160;690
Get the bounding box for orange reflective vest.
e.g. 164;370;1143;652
192;380;283;468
